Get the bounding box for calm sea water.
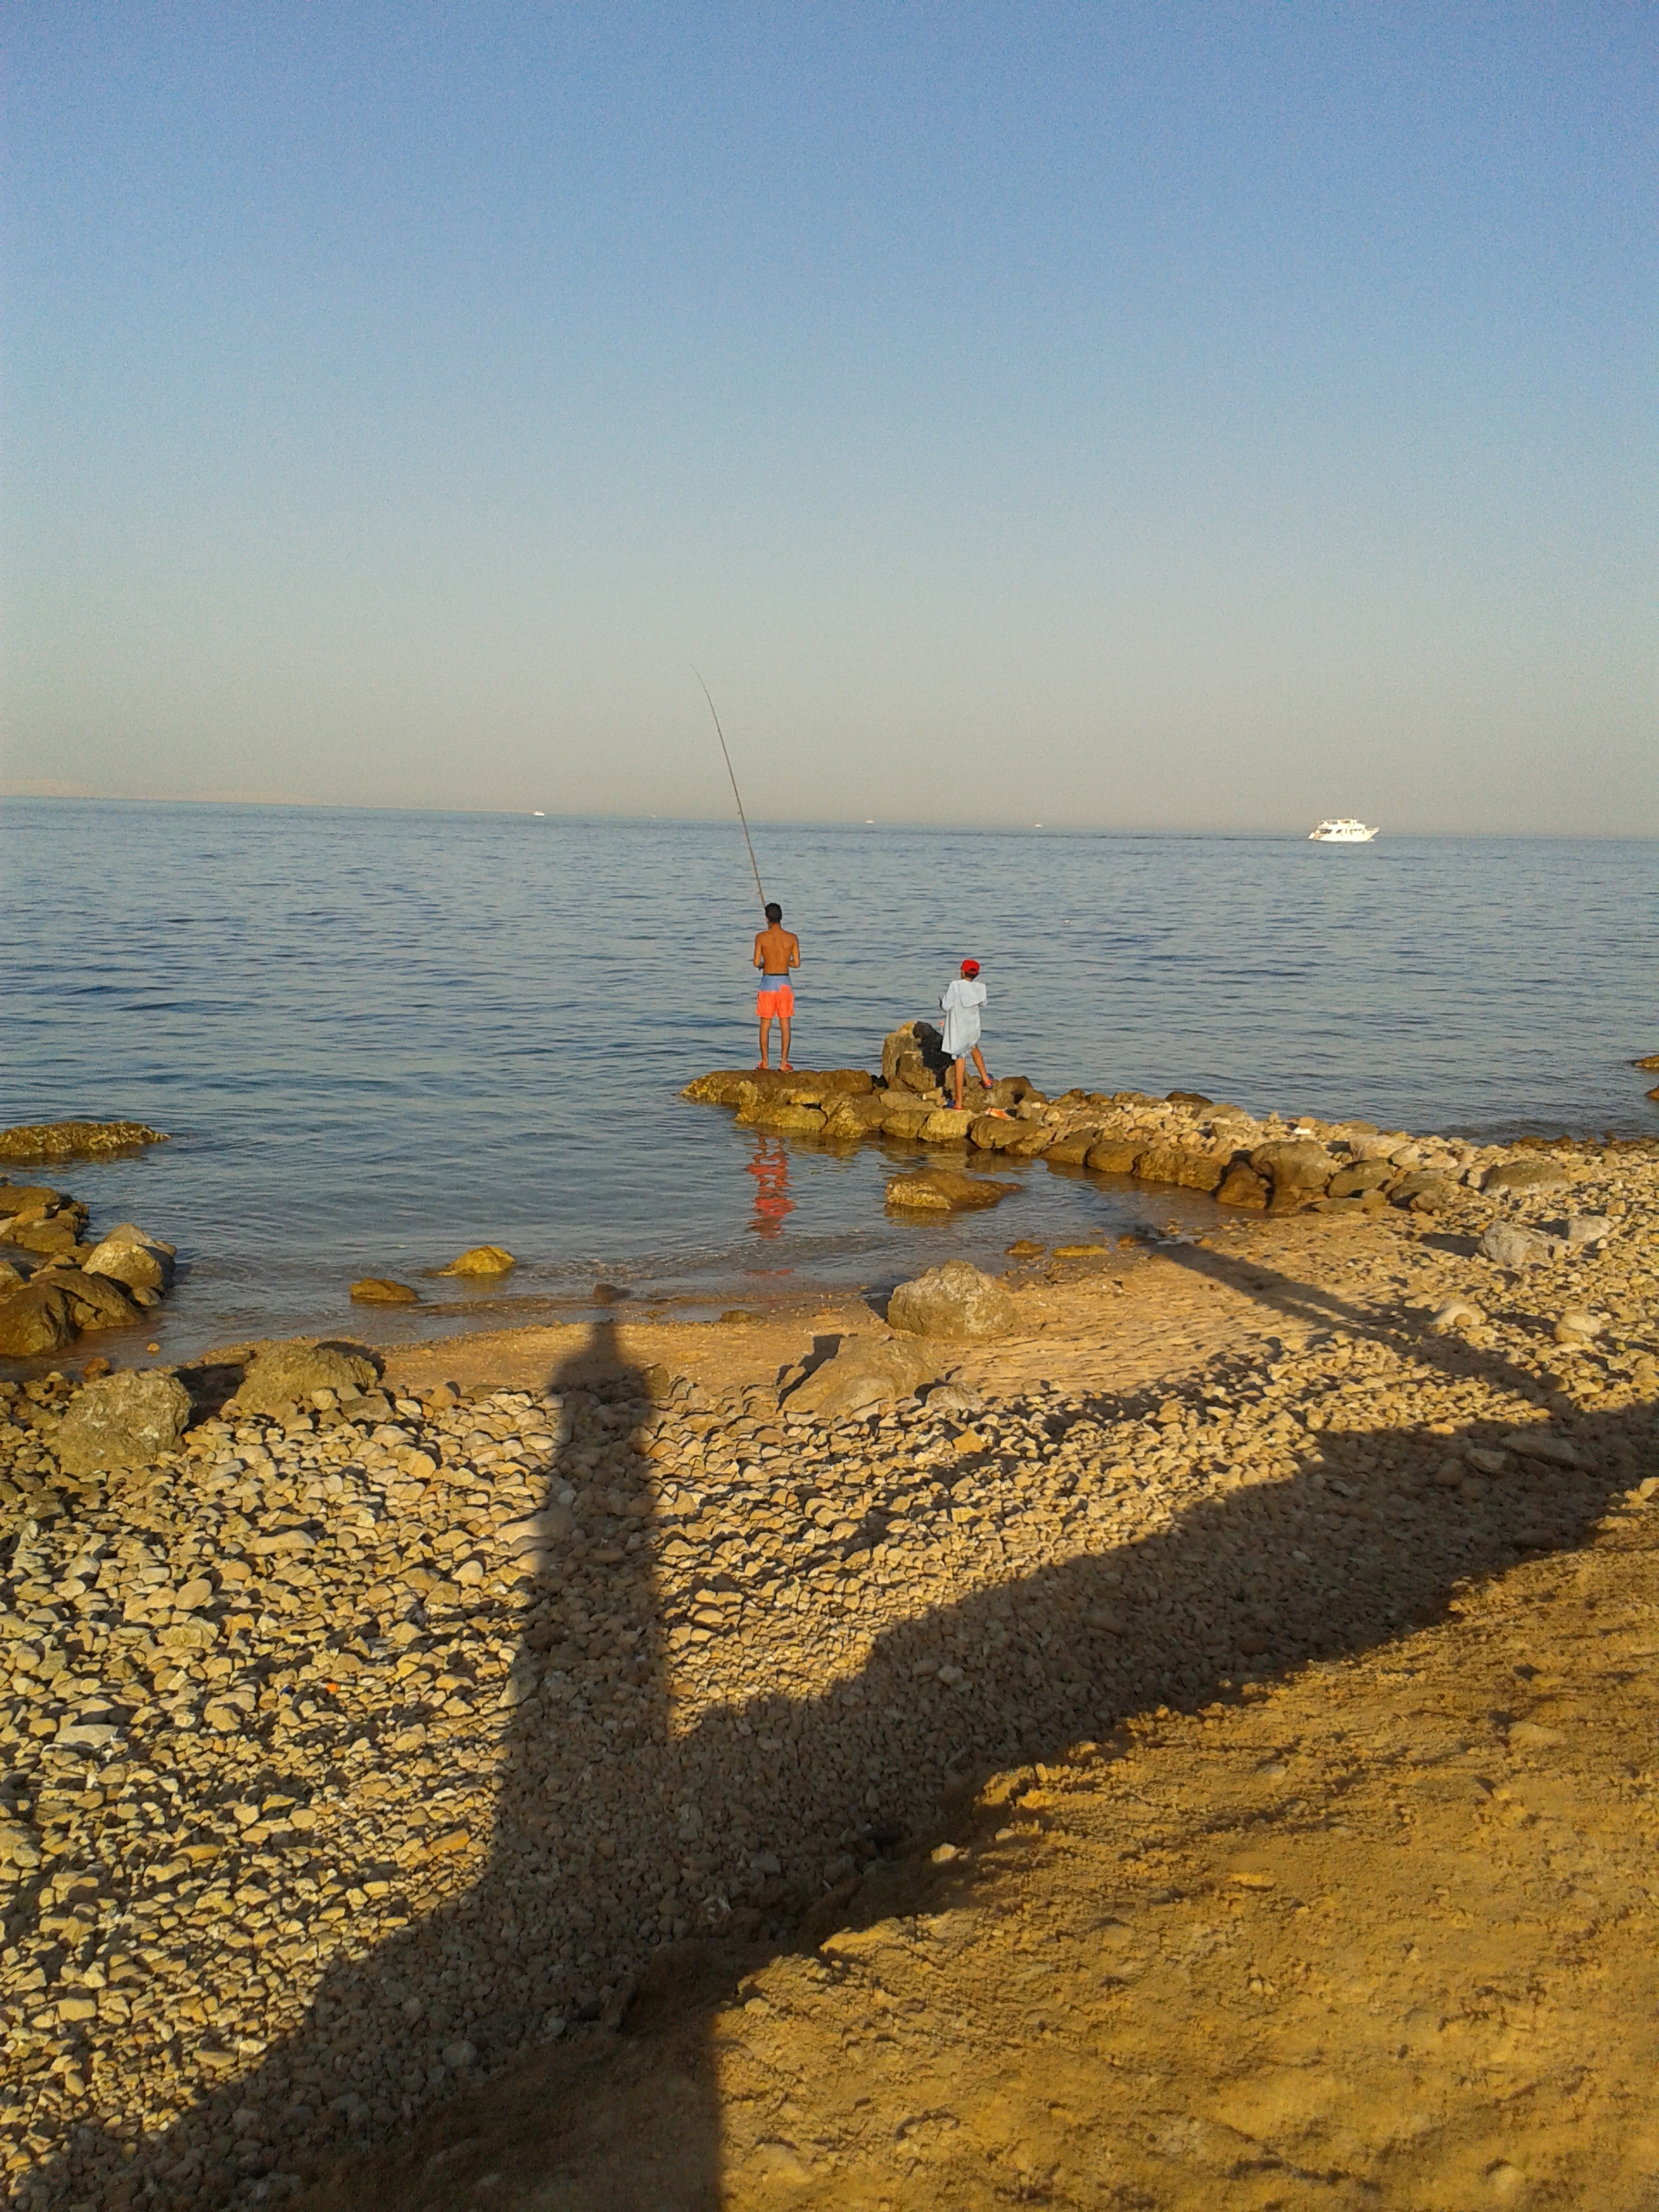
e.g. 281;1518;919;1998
5;801;1656;1363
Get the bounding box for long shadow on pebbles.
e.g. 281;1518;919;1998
31;1269;1656;2212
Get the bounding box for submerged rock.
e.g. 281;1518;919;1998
887;1259;1020;1339
56;1368;192;1474
351;1278;422;1304
438;1245;518;1277
885;1169;1017;1213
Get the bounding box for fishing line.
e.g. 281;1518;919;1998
692;667;766;909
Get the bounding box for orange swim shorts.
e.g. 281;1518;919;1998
756;982;794;1019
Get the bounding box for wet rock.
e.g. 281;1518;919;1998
887;1259;1020;1339
1084;1137;1143;1175
918;1109;976;1143
0;1279;76;1355
1041;1129;1100;1166
0;1182;67;1220
55;1368;192;1474
0;1119;168;1163
885;1169;1017;1212
1483;1156;1570;1192
224;1338;379;1415
351;1278;422;1304
438;1245;518;1276
81;1224;176;1293
785;1336;937;1419
4;1213;84;1256
59;1270;143;1331
735;1095;826;1135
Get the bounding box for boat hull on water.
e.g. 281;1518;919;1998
1309;818;1378;842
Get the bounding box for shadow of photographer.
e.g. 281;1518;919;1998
29;1266;1654;2211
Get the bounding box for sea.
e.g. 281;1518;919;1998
5;800;1656;1366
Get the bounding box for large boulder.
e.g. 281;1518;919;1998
885;1170;1018;1212
1134;1144;1227;1192
1483;1156;1570;1192
820;1095;890;1141
1479;1221;1562;1268
4;1215;84;1256
888;1259;1020;1339
225;1339;379;1417
56;1370;192;1475
81;1224;176;1293
0;1281;75;1356
1249;1141;1335;1198
1327;1160;1394;1197
785;1337;937;1420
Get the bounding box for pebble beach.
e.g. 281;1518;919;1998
2;1078;1656;2208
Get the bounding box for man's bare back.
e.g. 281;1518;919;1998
753;923;800;978
753;905;801;1071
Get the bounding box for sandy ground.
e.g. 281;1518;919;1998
298;1500;1659;2212
290;1197;1659;2212
8;1172;1656;2212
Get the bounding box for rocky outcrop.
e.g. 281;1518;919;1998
683;1053;1618;1228
0;1182;176;1357
887;1259;1020;1338
0;1119;168;1164
54;1369;192;1475
351;1278;422;1304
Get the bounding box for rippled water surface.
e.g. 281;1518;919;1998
5;801;1655;1360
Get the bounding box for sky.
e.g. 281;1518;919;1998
3;3;1654;832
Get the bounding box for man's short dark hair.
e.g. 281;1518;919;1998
765;901;783;924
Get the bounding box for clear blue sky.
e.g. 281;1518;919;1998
4;3;1653;830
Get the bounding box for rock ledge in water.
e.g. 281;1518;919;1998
0;1120;169;1163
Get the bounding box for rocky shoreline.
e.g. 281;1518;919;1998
684;1020;1619;1216
1;1074;1656;2209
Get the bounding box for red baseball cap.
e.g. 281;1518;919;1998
961;959;980;976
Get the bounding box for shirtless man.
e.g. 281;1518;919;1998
753;901;801;1071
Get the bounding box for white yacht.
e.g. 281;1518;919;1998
1308;817;1377;842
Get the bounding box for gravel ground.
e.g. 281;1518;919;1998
2;1142;1656;2210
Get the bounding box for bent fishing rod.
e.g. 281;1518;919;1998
692;667;766;910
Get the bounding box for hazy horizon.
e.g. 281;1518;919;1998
5;7;1654;835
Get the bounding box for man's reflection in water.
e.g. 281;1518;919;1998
745;1135;793;1238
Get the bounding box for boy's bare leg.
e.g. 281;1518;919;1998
757;1017;772;1070
972;1047;991;1093
952;1055;965;1109
779;1015;793;1072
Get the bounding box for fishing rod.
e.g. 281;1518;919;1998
692;667;766;910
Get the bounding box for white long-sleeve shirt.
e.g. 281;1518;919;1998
938;976;987;1056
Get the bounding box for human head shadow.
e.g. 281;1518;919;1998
29;1275;1650;2211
